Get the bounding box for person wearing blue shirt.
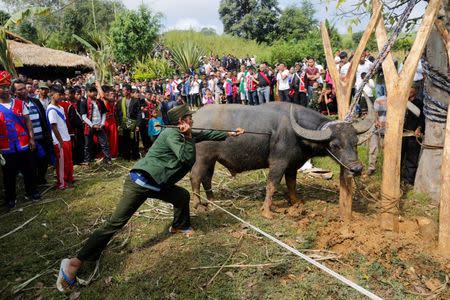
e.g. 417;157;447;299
148;109;164;144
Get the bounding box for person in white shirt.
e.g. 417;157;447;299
189;74;202;108
276;63;290;102
355;55;374;88
80;85;111;164
337;51;351;78
237;65;248;104
46;84;74;189
356;72;375;114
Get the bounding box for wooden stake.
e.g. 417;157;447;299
436;18;450;257
373;0;442;231
320;5;381;222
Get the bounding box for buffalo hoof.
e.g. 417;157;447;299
260;207;273;219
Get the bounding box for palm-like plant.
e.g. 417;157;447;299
0;7;49;77
133;55;174;81
168;41;205;73
73;33;113;84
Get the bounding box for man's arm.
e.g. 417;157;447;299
51;123;64;146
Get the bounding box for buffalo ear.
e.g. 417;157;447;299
290;105;332;142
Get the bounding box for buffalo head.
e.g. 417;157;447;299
289;98;375;177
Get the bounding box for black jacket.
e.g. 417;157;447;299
404;98;425;132
116;97;142;127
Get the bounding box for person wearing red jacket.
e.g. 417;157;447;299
0;71;40;208
102;86;118;158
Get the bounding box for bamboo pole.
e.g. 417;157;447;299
320;5;381;222
437;19;450;257
373;0;442;231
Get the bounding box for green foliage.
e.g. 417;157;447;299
277;0;317;42
352;31;377;52
132;56;174;81
219;0;280;44
269;30;326;66
0;28;18;77
109;5;161;64
163;30;270;60
168;41;205;73
73;33;113;84
3;7;50;29
0;10;10;26
14;21;38;43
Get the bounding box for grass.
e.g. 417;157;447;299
0;150;448;300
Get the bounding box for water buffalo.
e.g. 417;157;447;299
190;101;374;219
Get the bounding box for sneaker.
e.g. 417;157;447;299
25;192;41;203
169;226;194;237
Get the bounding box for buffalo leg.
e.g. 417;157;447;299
261;163;287;219
285;170;303;206
201;164;216;203
190;163;206;209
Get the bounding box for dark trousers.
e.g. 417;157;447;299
278;89;290;102
33;139;48;184
2;150;36;202
248;91;258;105
72;129;85;165
119;129;140;160
77;176;191;261
401;136;421;184
84;128;111;162
226;95;233;104
139;123;151;151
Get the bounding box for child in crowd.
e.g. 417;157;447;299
147;109;164;144
202;89;215;105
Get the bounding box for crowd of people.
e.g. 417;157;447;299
1;46;426;211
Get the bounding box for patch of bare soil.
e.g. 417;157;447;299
304;205;450;297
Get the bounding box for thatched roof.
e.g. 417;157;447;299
7;39;95;69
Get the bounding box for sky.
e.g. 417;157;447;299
122;0;428;34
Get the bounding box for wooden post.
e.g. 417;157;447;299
436;19;450;257
320;5;381;222
373;0;442;231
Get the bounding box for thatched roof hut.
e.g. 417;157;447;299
5;31;95;80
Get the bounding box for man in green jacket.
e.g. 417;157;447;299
56;104;244;292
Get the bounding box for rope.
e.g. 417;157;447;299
193;192;383;300
403;129;444;149
346;0;420;121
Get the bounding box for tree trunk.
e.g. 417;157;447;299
414;3;450;203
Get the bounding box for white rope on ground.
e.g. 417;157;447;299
194;192;383;300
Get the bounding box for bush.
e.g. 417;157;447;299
270;30;326;66
132;56;174;81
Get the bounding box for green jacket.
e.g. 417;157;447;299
132;127;228;187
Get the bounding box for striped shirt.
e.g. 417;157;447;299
25;101;43;140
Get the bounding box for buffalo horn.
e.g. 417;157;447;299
352;96;375;134
290;105;332;142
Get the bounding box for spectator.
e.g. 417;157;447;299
257;63;271;104
0;72;40;208
276;63;290;102
47;84;74;189
368;96;387;176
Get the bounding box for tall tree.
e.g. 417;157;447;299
219;0;280;43
277;0;318;42
109;5;161;64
